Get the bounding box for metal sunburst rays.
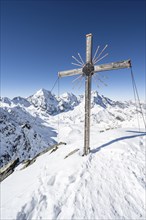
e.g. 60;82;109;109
71;45;108;90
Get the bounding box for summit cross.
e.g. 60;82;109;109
58;33;131;155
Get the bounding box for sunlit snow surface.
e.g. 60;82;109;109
0;90;146;219
1;127;146;219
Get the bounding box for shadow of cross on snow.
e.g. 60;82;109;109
126;130;146;134
91;131;146;154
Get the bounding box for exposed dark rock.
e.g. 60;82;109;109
64;149;79;159
21;142;66;170
0;158;19;182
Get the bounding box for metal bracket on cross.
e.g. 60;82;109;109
58;33;131;156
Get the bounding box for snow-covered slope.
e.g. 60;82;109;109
0;89;145;168
0;102;56;167
1;127;146;219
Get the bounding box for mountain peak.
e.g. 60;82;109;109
35;88;52;97
28;88;58;114
61;92;76;98
91;90;99;96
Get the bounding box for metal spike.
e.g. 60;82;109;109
93;44;108;63
78;53;84;65
93;75;100;88
94;53;108;64
78;76;84;90
72;76;83;90
92;45;100;62
72;74;82;83
98;78;107;86
72;56;83;65
71;62;83;67
94;74;107;86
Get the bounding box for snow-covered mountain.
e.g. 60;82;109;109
0;88;146;219
0;88;145;168
28;89;58;114
0;105;56;168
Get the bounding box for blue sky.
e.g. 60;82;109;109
1;0;145;100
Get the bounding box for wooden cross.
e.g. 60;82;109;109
58;33;131;156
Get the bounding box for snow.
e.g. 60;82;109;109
1;127;145;219
1;89;140;167
0;89;146;219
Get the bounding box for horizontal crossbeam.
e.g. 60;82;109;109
58;68;82;78
58;60;131;78
94;60;131;73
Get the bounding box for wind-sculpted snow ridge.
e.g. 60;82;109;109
0;88;145;168
1;128;146;219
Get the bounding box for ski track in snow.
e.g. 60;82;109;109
4;129;144;220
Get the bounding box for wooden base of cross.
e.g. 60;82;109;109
58;34;131;156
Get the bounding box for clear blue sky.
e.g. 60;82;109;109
1;0;145;100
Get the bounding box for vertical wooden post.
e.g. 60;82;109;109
83;33;93;156
84;74;92;155
83;34;94;155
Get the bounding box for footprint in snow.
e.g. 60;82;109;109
68;175;76;183
47;176;56;186
53;205;61;219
